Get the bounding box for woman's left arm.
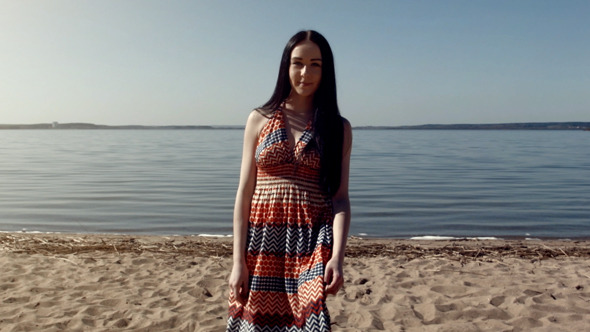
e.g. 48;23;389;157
325;118;353;295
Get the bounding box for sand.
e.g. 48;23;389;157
1;233;589;332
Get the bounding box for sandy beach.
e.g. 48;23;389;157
1;233;589;331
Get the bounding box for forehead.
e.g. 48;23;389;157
291;40;322;59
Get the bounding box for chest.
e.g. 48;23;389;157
255;112;320;169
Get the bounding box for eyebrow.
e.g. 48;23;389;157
291;57;322;62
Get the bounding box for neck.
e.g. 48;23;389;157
284;93;314;115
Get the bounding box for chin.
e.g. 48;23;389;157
296;89;317;98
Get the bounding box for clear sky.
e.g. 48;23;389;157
1;0;589;126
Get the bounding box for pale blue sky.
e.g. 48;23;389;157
1;0;589;126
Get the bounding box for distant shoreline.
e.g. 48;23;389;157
1;122;589;130
355;122;590;130
0;123;243;130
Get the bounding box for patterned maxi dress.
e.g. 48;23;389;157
227;109;334;332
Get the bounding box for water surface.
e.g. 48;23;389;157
1;129;588;238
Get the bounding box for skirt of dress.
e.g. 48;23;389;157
227;109;334;332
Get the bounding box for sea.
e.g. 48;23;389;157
1;129;589;239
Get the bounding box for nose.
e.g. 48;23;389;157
301;65;309;78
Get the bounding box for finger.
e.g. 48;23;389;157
327;284;341;295
237;291;246;305
232;289;244;305
230;287;238;299
238;280;249;305
230;286;244;305
324;268;336;293
326;275;342;295
324;268;333;285
326;282;336;294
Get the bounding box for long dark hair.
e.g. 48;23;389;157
260;30;344;197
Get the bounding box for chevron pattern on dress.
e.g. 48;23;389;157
256;128;288;162
247;223;332;256
297;263;326;287
227;107;333;332
227;300;330;332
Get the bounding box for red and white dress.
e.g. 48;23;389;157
227;108;334;331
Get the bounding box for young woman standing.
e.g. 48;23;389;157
227;30;352;332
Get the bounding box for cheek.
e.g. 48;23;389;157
312;68;322;80
288;73;297;88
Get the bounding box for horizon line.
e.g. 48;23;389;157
1;121;590;130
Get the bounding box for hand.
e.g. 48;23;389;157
324;258;344;296
228;262;249;305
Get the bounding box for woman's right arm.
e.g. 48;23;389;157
228;110;266;305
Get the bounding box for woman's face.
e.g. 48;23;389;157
289;40;322;98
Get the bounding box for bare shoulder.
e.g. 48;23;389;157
341;117;352;132
341;117;353;151
245;109;272;138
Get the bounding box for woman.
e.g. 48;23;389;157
227;30;352;332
